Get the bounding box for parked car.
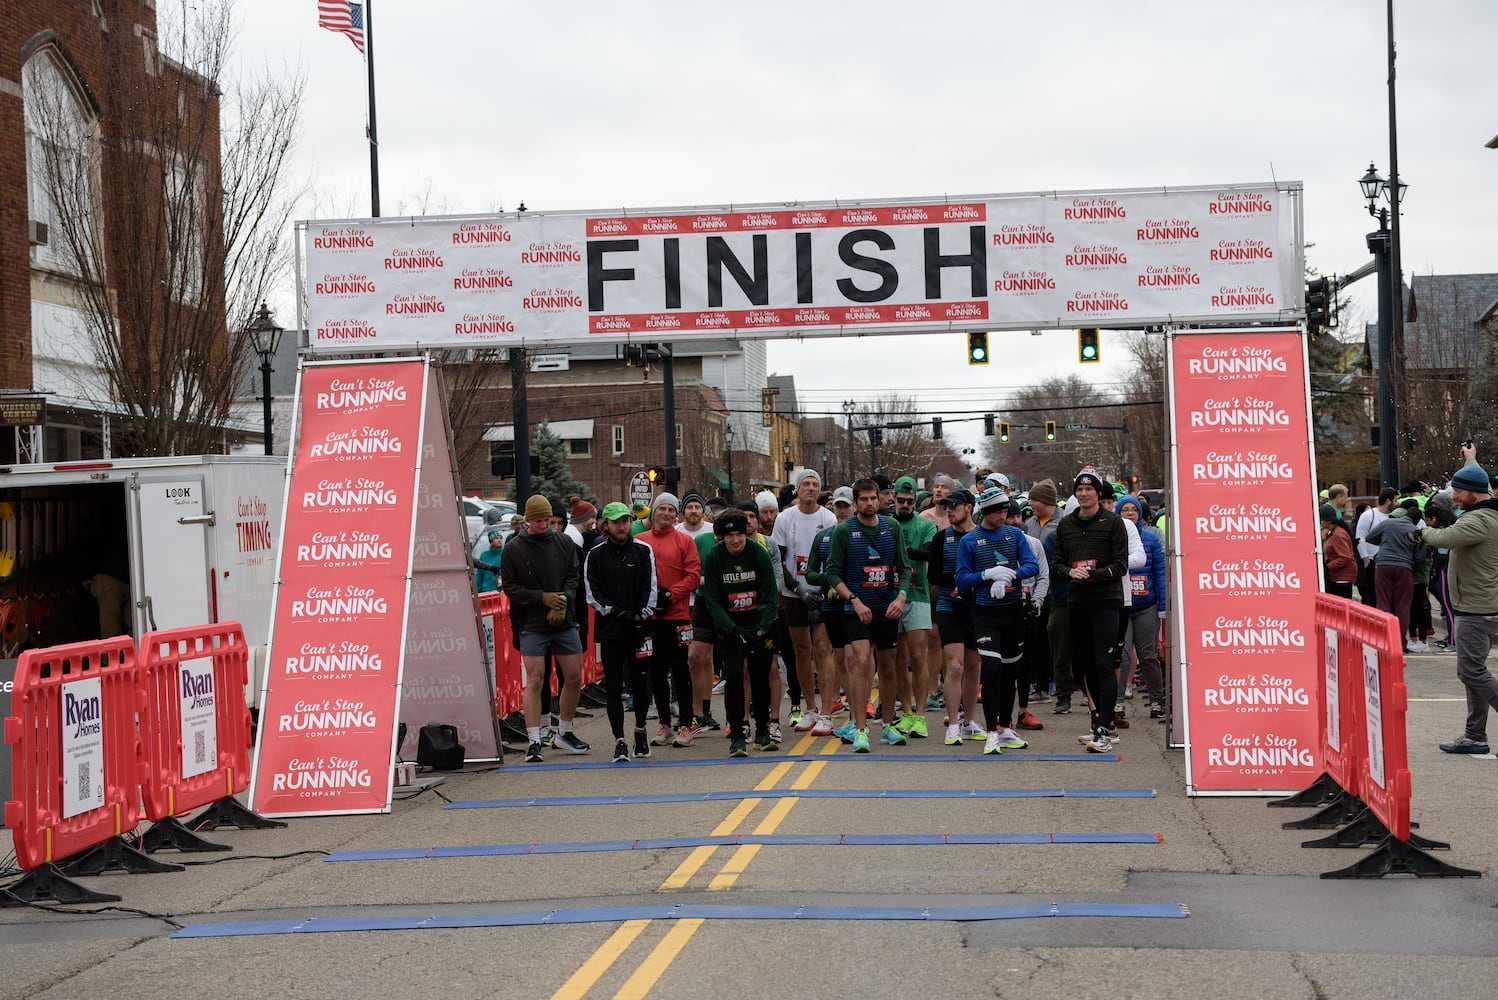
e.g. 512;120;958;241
462;497;516;544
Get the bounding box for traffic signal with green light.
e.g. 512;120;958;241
1044;420;1057;441
998;421;1010;443
967;331;989;365
1077;328;1100;364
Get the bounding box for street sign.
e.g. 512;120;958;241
628;471;652;509
0;397;44;427
530;353;570;372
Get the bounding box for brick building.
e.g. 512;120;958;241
3;1;233;462
460;341;784;505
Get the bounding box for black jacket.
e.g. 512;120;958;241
499;528;580;632
1053;507;1128;607
584;536;658;642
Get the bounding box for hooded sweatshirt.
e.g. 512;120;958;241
1365;507;1424;571
499;528;580;632
1117;495;1167;613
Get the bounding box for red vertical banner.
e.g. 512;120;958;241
400;367;500;760
249;359;428;816
1168;329;1322;794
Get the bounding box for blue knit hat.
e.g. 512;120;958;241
975;487;1008;515
1451;465;1492;493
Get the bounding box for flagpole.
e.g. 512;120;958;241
366;0;380;217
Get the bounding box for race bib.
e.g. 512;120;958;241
729;590;756;612
795;554;809;578
676;623;693;646
1074;559;1096;571
636;635;654;658
1131;576;1148;596
863;564;890;589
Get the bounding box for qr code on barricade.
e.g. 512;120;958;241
78;761;92;799
194;730;207;766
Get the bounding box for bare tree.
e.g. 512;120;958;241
28;0;304;454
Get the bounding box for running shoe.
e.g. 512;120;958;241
613;739;629;763
525;742;544;763
851;729;871;753
1052;696;1071;715
811;715;835;737
1439;735;1490;754
700;713;724;732
982;732;1003;755
1017;710;1044;731
789;705;804;727
1407;641;1430;653
828;698;846;716
768;722;782;744
944;723;963;746
866;701;877;719
650;724;672;746
1078;729;1121;744
833;720;857;743
1114;715;1131;730
1149;702;1165;720
730;734;748;757
794;710;820;733
1029;687;1051;703
687;717;709;739
754;727;779;752
711;678;726;694
926;693;943;711
672;725;694;748
634;728;651;758
894;712;918;735
880;725;907;747
541;727;556;748
1084;729;1113;753
1123;684;1134;700
554;731;590;754
906;714;928;739
964;720;987;742
997;727;1029;750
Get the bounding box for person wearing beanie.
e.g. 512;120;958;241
925;488;982;743
1366;503;1425;648
749;489;790;737
1115;494;1167;718
1053;468;1129;752
1320;503;1357;599
956;487;1039;754
699;509;780;756
1024;479;1061;541
770;467;838;736
1410;446;1498;754
804;483;857;730
584;502;661;762
755;490;780;531
474;526;505;595
871;474;895;514
890;475;938;741
501;495;589;761
565;498;596;545
921;473;956;530
676;491;712;539
824;477;913;753
637;490;702;747
548;498;570;533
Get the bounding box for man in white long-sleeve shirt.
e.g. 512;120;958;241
1356;489;1397;606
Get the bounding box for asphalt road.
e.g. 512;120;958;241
3;652;1497;1000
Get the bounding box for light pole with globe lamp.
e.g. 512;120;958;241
1360;162;1407;489
723;420;735;503
245;303;285;455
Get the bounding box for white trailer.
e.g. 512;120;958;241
0;455;284;704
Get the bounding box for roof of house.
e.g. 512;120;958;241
1404;273;1498;370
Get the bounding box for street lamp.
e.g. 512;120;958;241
723;420;735;503
842;399;856;485
782;438;793;484
246;302;285;455
1361;163;1408;489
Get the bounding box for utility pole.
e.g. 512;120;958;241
511;347;530;501
661;344;678;495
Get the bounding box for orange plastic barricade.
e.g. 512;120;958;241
479;591;523;717
2;636;174;905
1274;595;1364;811
135;621;284;854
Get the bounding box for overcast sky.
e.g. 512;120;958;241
237;0;1497;455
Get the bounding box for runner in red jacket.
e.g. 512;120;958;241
638;493;703;746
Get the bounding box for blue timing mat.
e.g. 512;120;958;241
173;901;1188;938
497;752;1119;772
446;787;1156;809
326;830;1164;862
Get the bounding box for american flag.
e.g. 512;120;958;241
318;0;366;55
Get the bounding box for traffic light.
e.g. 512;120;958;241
624;345;646;366
931;417;942;439
869;428;884;447
998;421;1010;443
967;331;989;365
1044;420;1057;441
646;466;664;484
1077;328;1100;364
983;414;995;436
1306;276;1330;339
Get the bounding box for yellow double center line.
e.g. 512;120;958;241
551;732;839;1000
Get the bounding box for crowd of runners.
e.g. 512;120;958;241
495;466;1171;765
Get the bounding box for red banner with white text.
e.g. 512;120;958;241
248;359;428;816
1168;329;1322;794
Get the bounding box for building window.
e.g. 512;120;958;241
164;160;204;302
567;438;590;458
23;50;97;276
612;425;624;456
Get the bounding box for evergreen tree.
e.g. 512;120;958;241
506;422;596;505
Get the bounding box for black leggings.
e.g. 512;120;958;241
721;634;773;733
975;604;1024;731
599;638;662;738
651;619;693;727
1070;604;1122;731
